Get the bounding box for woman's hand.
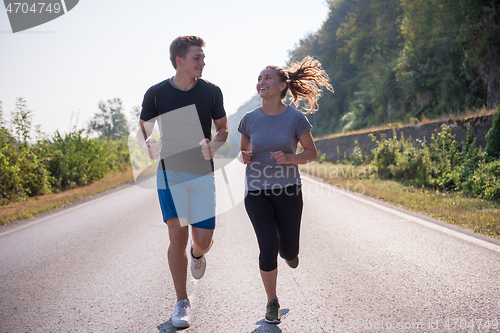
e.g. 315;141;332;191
238;150;253;164
239;134;253;164
271;131;317;165
270;151;291;165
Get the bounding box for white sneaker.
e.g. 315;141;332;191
171;298;190;328
190;240;206;279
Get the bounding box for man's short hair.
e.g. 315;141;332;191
169;36;205;69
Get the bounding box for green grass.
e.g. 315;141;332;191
0;168;135;225
300;161;500;240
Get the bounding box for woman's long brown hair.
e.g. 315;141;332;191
266;56;334;114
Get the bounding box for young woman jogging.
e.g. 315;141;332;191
238;56;333;324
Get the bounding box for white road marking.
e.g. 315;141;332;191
303;176;500;254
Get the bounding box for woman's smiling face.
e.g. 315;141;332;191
257;68;286;98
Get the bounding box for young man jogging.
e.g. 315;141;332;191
137;35;228;328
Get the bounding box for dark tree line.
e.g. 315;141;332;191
289;0;500;136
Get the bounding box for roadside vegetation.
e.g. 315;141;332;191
0;98;134;225
301;109;500;239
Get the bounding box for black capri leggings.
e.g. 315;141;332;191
244;185;303;272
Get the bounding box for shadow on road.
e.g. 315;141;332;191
157;318;186;332
156;308;290;332
251;308;289;333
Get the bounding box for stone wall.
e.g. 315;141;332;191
315;114;494;162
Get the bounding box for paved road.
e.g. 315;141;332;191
1;175;500;332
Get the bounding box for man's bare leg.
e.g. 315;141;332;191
191;226;214;258
166;217;189;301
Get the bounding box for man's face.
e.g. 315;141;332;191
177;46;205;78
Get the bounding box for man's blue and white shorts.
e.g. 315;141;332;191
157;170;216;230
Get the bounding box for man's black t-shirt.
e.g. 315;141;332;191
140;78;226;175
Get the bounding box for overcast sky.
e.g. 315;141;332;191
0;0;330;135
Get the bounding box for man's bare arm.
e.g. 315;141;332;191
200;116;228;160
212;116;228;146
137;119;160;159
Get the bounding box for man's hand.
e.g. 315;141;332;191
199;138;213;160
144;138;160;159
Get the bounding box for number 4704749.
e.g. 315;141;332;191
443;319;499;330
5;2;62;14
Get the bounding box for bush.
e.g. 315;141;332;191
38;131;112;190
391;140;429;186
17;146;51;197
451;131;485;194
482;160;500;200
426;124;460;190
349;141;364;166
364;123;499;201
0;127;51;203
485;109;500;161
370;132;401;179
469;160;500;200
0;98;132;206
0;128;22;204
105;136;131;172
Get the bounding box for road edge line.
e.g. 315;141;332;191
303;176;500;254
0;184;138;238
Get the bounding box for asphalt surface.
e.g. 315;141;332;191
1;175;500;332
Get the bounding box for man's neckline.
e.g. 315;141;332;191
169;77;199;92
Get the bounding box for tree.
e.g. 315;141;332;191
459;0;500;109
289;0;359;136
0;111;21;204
1;98;51;201
337;0;404;127
396;0;479;118
129;105;141;132
0;101;4;126
285;0;498;138
88;98;129;140
11;97;33;146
